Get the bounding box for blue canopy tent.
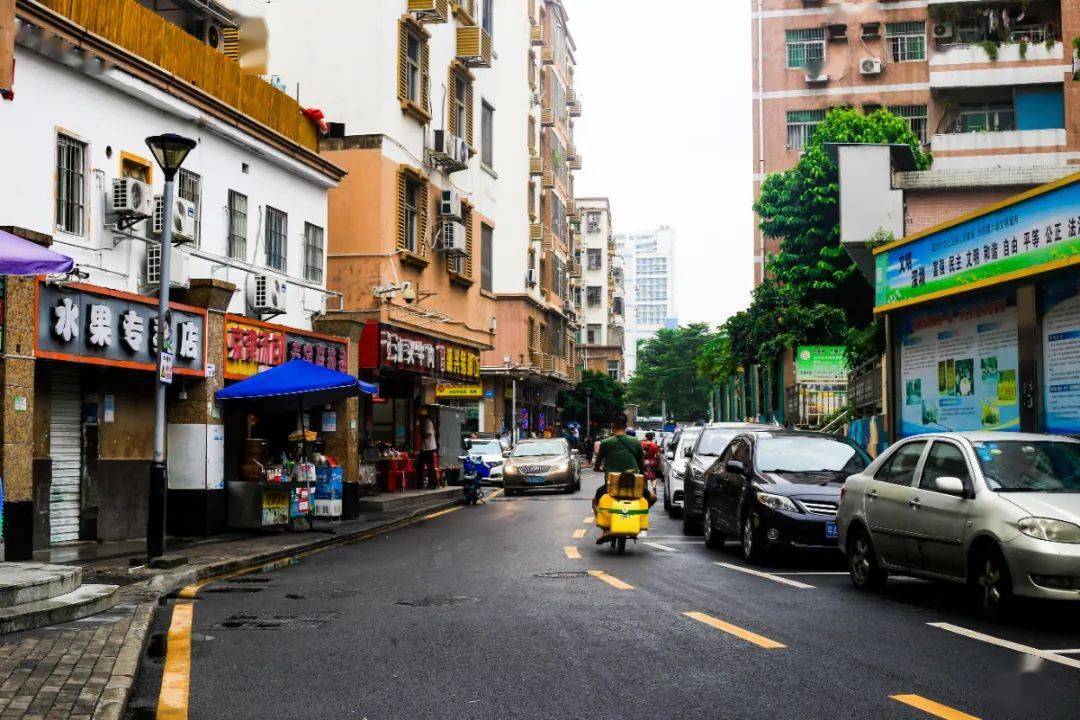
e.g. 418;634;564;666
216;359;377;408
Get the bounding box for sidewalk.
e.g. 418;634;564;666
0;488;465;719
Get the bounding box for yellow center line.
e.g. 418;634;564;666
572;528;586;539
156;601;193;720
564;546;581;559
682;611;786;649
588;570;634;590
890;695;981;720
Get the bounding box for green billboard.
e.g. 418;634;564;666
796;346;848;383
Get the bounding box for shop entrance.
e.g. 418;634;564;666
48;365;81;544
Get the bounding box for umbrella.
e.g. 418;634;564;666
0;229;74;275
216;358;378;408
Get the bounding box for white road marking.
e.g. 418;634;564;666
715;562;816;589
644;542;678;552
771;572;848;576
928;622;1080;671
1046;648;1080;655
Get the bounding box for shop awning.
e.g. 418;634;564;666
0;229;74;275
216;359;377;407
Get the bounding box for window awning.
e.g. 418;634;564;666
0;229;74;275
216;359;377;407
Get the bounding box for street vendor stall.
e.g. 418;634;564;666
216;359;377;530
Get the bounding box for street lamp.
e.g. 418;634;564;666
145;133;196;561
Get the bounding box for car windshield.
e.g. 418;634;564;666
756;436;870;475
972;440;1080;492
512;441;565;457
678;432;701;453
468;441;502;455
695;430;737;456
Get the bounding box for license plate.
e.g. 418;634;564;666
825;522;838;539
527;476;546;484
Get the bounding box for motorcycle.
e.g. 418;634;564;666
459;455;490;505
594;470;651;554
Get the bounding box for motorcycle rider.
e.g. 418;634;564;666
592;414;655;508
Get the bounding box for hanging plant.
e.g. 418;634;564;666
978;40;1000;61
1019;37;1029;59
1045;36;1058;52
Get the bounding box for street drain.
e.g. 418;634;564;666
534;571;589;579
395;595;481;607
214;612;339;630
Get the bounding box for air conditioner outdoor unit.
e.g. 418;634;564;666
441;220;467;255
531;92;541;106
525;269;538;287
562;299;574;313
145;243;190;289
932;22;954;40
440;189;463;219
195;20;225;51
153;195;196;245
431;130;471;166
249;274;288;314
860;58;883;75
110;177;153;219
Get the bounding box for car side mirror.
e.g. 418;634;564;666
933;476;966;497
725;460;747;475
665;451;674;461
683;446;694;458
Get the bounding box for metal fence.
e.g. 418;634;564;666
786;383;848;430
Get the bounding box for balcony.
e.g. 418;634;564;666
457;26;493;68
930;42;1064;89
541;107;555;126
531;23;544;46
930;85;1066;161
408;0;450;23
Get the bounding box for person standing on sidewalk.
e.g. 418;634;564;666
417;408;438;489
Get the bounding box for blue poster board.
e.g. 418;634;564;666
1042;275;1080;434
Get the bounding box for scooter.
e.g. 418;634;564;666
460;455;490;505
594;470;651;554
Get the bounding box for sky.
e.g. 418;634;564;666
569;0;755;327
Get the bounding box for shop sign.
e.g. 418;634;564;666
36;282;206;376
875;177;1080;312
367;324;481;382
795;346;848;384
436;383;483;399
223;315;348;379
898;292;1019;437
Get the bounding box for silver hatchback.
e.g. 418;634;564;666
837;432;1080;617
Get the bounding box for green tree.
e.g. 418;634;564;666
628;324;713;421
558;370;625;430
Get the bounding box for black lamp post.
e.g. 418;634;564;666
145;133;196;561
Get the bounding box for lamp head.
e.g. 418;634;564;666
146;134;197;181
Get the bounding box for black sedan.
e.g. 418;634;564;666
701;430;871;563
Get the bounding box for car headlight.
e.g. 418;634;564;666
1018;517;1080;544
503;462;518;475
755;491;799;513
690;467;704;480
554;461;570;473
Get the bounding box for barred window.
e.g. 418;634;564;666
887;104;928;144
227;190;247;260
304;222;324;283
886;22;925;63
56;134;86;235
265;206;287;271
587;248;602;270
786;109;827;151
786;28;825;69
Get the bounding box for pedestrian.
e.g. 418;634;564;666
641;431;661;493
416;408;438;489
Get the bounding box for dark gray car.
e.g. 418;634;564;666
681;422;776;534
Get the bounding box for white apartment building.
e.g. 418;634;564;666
616;226;677;377
575;197;624;380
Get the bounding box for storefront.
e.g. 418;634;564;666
33;281;207;544
435;382;483;434
876;172;1080;440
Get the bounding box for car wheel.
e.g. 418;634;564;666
971;545;1013;620
703;506;723;550
505;488;518;497
741;513;765;564
682;509;702;536
847;527;887;590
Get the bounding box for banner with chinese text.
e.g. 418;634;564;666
223;315;348;379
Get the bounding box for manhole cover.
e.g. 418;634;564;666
214;612;339;630
395;595;481;607
224;577;272;584
534;572;589;579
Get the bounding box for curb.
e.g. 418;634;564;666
93;604;155;720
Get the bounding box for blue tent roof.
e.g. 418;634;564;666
216;359;377;406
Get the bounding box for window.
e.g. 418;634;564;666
607;360;620;380
586;248;602;270
120;152;151;183
885;22;925;63
551;255;566;299
787;109;826;151
636;305;664;325
586;324;601;344
227;190;247;260
920;442;971;492
178;169;202;244
481;224;493;292
56;134;86;235
397;19;430;120
586;286;601;306
448;69;474;146
482;0;494;37
887;104;928;145
551;194;567;242
304;222;324;283
264;206;287;271
613;297;623;316
396;170;428;255
959;103;1015;133
786;28;825;69
875;441;927;485
481;101;495;169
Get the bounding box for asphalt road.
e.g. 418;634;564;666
128;470;1080;719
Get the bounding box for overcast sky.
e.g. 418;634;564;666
570;0;754;327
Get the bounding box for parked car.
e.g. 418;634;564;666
663;426;702;517
682;422;776;534
502;438;581;495
463;437;510;485
701;430;871;561
838;432;1080;617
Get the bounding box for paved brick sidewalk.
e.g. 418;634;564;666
0;604;152;720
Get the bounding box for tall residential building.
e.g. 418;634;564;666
615;226;677;377
575;198;624;381
259;0;580;438
752;0;1080;285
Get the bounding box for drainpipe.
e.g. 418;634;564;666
757;0;766;267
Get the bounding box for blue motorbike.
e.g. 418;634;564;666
460;455;490;505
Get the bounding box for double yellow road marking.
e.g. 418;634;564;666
891;695;981;720
683;611;786;649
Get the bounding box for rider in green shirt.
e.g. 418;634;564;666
593;414;651;505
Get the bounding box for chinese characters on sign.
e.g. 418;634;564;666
223;316;349;379
36;283;206;374
377;327;481;382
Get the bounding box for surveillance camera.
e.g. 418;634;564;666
401;281;417;304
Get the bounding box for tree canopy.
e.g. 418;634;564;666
627;324;713;422
558;370;625;431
